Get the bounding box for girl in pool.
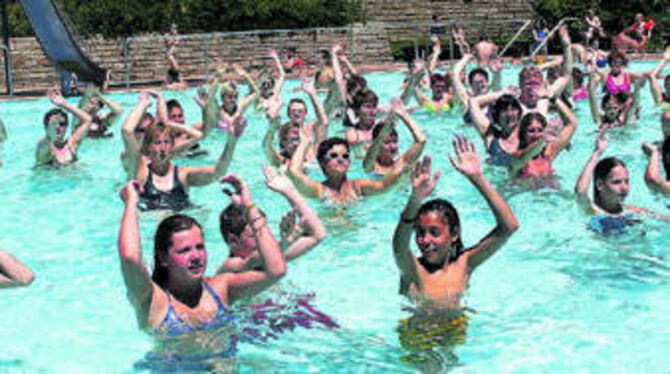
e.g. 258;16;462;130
215;63;257;136
510;101;577;178
36;88;93;166
469;92;523;168
121;91;204;181
362;98;426;176
595;51;647;96
75;85;123;138
289;128;409;204
344;89;380;149
252;49;285;112
118;178;286;369
573;130;669;235
642;136;670;194
413;71;453;113
0;250;34;288
392;141;518;312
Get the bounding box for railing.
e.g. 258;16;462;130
499;20;532;57
530;17;579;58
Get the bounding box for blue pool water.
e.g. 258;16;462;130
2;61;670;372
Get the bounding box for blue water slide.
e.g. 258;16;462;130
18;0;105;85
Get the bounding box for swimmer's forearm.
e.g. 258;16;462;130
60;100;93;124
644;150;664;189
0;251;34;288
282;188;326;244
575;149;602;197
248;206;286;278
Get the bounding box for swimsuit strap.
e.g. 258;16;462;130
202;281;228;317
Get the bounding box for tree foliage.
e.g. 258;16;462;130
6;0;364;38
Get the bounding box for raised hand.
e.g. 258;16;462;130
449;135;482;177
263;165;295;194
595;127;609;153
411;156;440;201
194;87;208;108
48;88;66;106
220;174;252;206
120;180;142;205
279;209;301;244
266;98;284;121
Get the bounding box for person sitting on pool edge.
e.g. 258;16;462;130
288;127;409;204
118;179;285;370
363;98;426;177
217;166;326;281
0;250;34;288
392;144;518;359
36;88;94;166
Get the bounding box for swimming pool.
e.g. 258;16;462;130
2;61;670;372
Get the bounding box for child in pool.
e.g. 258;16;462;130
392;139;518;313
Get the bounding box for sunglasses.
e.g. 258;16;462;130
326;151;350;162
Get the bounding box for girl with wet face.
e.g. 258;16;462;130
575;131;670;235
36;88;94;166
392;139;518;312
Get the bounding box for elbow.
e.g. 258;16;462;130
314;228;328;243
19;270;35;286
506;216;520;234
269;262;287;279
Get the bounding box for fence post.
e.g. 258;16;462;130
413;25;419;60
123;37;130;90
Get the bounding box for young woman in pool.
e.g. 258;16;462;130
215;64;258;136
594;51;647;96
288;128;409;204
121;91;204;181
642;136;670;195
217;165;326;278
117;177;285;339
36;88;93;166
469;92;523;168
362;99;426;176
344;89;380;150
75;85;123;138
263;78;329;167
0;250;34;288
413;71;454;113
574;130;669;235
509;101;577;178
392;141;518;312
451;53;502;111
588;72;641;129
252;49;285;112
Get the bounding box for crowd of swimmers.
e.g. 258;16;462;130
3;10;670;369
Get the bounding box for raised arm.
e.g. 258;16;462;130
220;175;286;303
643;142;670;193
451;54;473;108
299;78;329;145
268;49;286;101
648;59;666;104
118;181;155;327
449;136;518;271
168;121;204;154
546;99;578;159
428;36;442;76
233;64;259;114
392;156;440;291
395;99;426;166
95;90;124;127
48;89;93;153
184;122;240;187
574;130;608;205
0;251;34;288
262;105;283;167
287;127;323;198
330;43;348;106
588;72;601;125
468;91;501;141
363;119;394;173
121;92;151;178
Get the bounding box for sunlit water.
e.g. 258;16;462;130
2;61;670;373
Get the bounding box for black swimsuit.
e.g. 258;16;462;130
139;166;190;211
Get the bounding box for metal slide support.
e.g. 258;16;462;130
499;19;531;57
1;0;12;96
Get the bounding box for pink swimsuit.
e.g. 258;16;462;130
605;73;631;95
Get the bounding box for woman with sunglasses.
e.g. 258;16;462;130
36;88;94;166
289;127;408;204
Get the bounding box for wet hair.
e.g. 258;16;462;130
351;89;379;111
490;94;522;138
141;121;175;155
663;135;670;180
518;112;548;149
219;204;247;244
166;99;183;113
317;137;349;170
417;199;465;261
43;108;68;129
608;50;628;66
346;75;367;97
287;98;307;116
371;121;398;140
519;66;542;85
593;157;627;208
468;68;489;85
278;122;300;157
152;214;203;289
430;73;450;88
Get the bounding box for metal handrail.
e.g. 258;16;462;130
499;20;531;57
0;43;12;96
530;17;579;58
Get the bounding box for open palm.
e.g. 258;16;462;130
449;135;481;177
